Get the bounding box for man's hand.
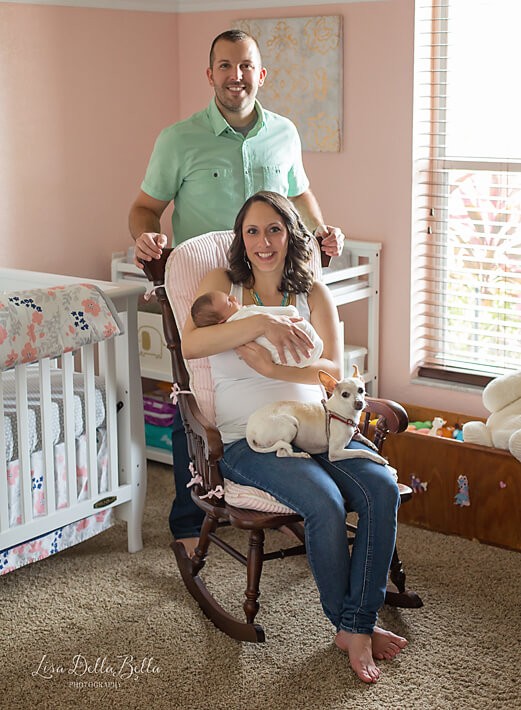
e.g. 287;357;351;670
133;232;168;268
314;224;345;258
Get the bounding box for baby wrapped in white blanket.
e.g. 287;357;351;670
190;290;323;367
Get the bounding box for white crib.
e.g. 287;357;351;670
0;268;147;575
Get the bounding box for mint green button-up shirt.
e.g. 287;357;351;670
141;99;310;244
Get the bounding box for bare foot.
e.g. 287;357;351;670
176;537;199;558
371;627;408;660
335;630;380;683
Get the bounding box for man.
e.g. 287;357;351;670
129;29;345;554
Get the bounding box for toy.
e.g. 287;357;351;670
452;425;464;441
462;370;521;463
454;474;470;507
428;416;446;436
410;474;428;493
408;418;447;436
407;420;433;434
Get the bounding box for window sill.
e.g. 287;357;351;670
409;376;484;396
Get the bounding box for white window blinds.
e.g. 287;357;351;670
411;0;521;384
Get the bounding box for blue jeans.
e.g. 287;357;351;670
219;438;400;635
168;407;205;539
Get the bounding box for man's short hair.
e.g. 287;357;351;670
209;29;262;68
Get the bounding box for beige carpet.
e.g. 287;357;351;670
1;461;520;710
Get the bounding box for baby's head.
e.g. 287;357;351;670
191;290;241;327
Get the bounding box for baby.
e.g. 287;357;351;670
191;290;323;367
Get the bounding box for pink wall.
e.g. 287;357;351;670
0;3;178;279
0;1;486;416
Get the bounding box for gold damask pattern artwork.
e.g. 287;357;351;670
234;16;343;152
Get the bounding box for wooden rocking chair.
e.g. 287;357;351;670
143;230;423;642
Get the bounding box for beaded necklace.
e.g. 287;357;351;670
250;289;291;307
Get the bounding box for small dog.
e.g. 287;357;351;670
246;366;388;465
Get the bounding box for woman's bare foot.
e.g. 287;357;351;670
335;630;380;683
176;537;199;558
371;627;408;660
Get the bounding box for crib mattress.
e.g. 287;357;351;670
2;366;105;463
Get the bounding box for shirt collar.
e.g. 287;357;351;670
208;98;265;137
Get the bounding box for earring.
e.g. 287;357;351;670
244;254;251;271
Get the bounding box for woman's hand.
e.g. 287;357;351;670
262;315;313;365
236;342;275;377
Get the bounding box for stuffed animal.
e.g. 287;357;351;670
462;371;521;462
428;416;446;436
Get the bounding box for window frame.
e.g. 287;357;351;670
411;0;521;387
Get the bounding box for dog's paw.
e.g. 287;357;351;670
276;449;311;458
371;454;389;466
386;464;398;480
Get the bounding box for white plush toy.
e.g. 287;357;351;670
462;370;521;462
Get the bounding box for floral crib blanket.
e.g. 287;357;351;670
0;283;124;575
0;283;123;370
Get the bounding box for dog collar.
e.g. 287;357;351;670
329;412;358;428
321;399;359;439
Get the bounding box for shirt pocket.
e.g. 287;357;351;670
182;167;234;196
252;166;289;195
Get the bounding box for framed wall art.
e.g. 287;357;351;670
233;15;343;152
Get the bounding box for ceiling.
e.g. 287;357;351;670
6;0;378;13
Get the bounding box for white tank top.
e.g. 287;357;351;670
210;284;323;443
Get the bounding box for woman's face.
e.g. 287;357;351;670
242;200;289;274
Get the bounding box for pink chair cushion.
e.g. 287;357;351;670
165;230;232;424
164;229;322;515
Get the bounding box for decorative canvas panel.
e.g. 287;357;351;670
233;16;343;152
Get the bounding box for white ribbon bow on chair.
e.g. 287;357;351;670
170;382;191;405
186;462;203;489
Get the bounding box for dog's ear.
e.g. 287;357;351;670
318;370;338;394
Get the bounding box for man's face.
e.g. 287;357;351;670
207;38;266;117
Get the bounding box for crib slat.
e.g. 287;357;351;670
99;339;119;492
0;374;9;532
39;359;56;515
15;364;33;524
61;352;77;508
82;344;98;499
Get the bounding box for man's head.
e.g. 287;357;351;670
207;29;266;122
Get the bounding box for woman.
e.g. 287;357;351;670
182;191;407;683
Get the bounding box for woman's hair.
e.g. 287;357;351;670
227;191;314;294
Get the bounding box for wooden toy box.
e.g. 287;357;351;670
385;405;521;551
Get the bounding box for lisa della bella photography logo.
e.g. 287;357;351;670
32;654;161;690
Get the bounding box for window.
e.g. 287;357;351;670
411;0;521;386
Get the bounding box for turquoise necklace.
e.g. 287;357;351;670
250;289;291;307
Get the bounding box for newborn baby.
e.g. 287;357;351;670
190;290;323;367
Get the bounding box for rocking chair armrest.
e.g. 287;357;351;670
183;392;224;461
365;397;409;434
141;248;174;285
